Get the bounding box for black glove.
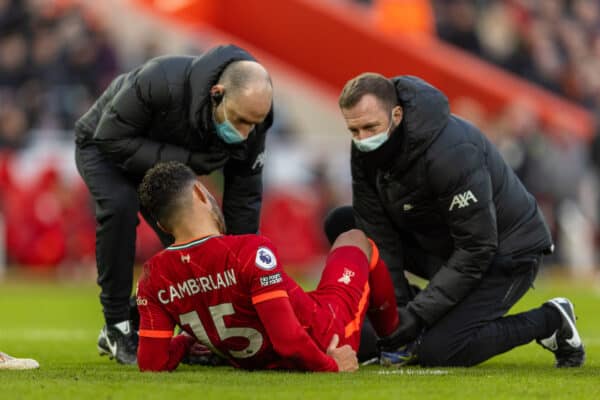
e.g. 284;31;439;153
377;307;423;351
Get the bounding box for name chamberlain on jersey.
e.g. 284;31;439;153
142;268;238;305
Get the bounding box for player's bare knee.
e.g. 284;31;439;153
331;229;371;260
334;229;366;246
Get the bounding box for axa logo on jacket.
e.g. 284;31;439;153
449;190;478;211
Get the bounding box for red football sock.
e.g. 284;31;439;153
366;240;400;338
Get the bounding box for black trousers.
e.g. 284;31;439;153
325;206;558;366
416;260;552;366
75;143;172;324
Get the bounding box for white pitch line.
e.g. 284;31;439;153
2;327;600;347
0;329;96;341
376;369;449;376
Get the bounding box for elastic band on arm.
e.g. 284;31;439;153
139;329;174;339
252;290;288;305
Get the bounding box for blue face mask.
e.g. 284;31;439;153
214;105;246;144
352;113;394;152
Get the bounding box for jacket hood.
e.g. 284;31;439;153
393;76;449;170
188;44;256;132
355;76;450;172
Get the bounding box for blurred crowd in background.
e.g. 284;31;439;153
433;0;600;114
433;0;600;272
0;1;117;147
0;1;113;267
1;0;599;274
0;0;333;269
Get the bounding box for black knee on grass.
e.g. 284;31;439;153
324;206;356;245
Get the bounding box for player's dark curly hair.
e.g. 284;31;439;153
138;161;197;231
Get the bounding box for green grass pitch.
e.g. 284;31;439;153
1;273;599;399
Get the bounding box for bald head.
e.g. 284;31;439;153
211;60;273;138
218;60;272;98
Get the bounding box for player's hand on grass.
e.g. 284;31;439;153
326;334;358;372
189;342;213;357
180;336;228;366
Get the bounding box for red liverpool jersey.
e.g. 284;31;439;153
136;234;336;371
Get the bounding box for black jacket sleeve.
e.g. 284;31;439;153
93;60;191;176
351;152;415;306
408;142;498;325
221;113;271;235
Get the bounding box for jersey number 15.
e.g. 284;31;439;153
179;303;263;359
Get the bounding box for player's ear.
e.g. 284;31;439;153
193;182;209;205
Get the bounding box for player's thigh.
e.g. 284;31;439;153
312;246;371;348
316;245;369;303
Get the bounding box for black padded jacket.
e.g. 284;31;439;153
351;76;552;326
75;45;272;234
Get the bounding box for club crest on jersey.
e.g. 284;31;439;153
337;268;355;285
255;247;277;270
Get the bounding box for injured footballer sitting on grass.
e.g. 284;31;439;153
134;161;412;372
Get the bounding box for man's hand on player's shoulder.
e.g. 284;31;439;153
326;334;358;372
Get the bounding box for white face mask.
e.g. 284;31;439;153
352;113;394;152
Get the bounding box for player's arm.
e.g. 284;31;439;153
138;331;195;372
241;236;356;372
254;294;354;372
136;278;194;372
